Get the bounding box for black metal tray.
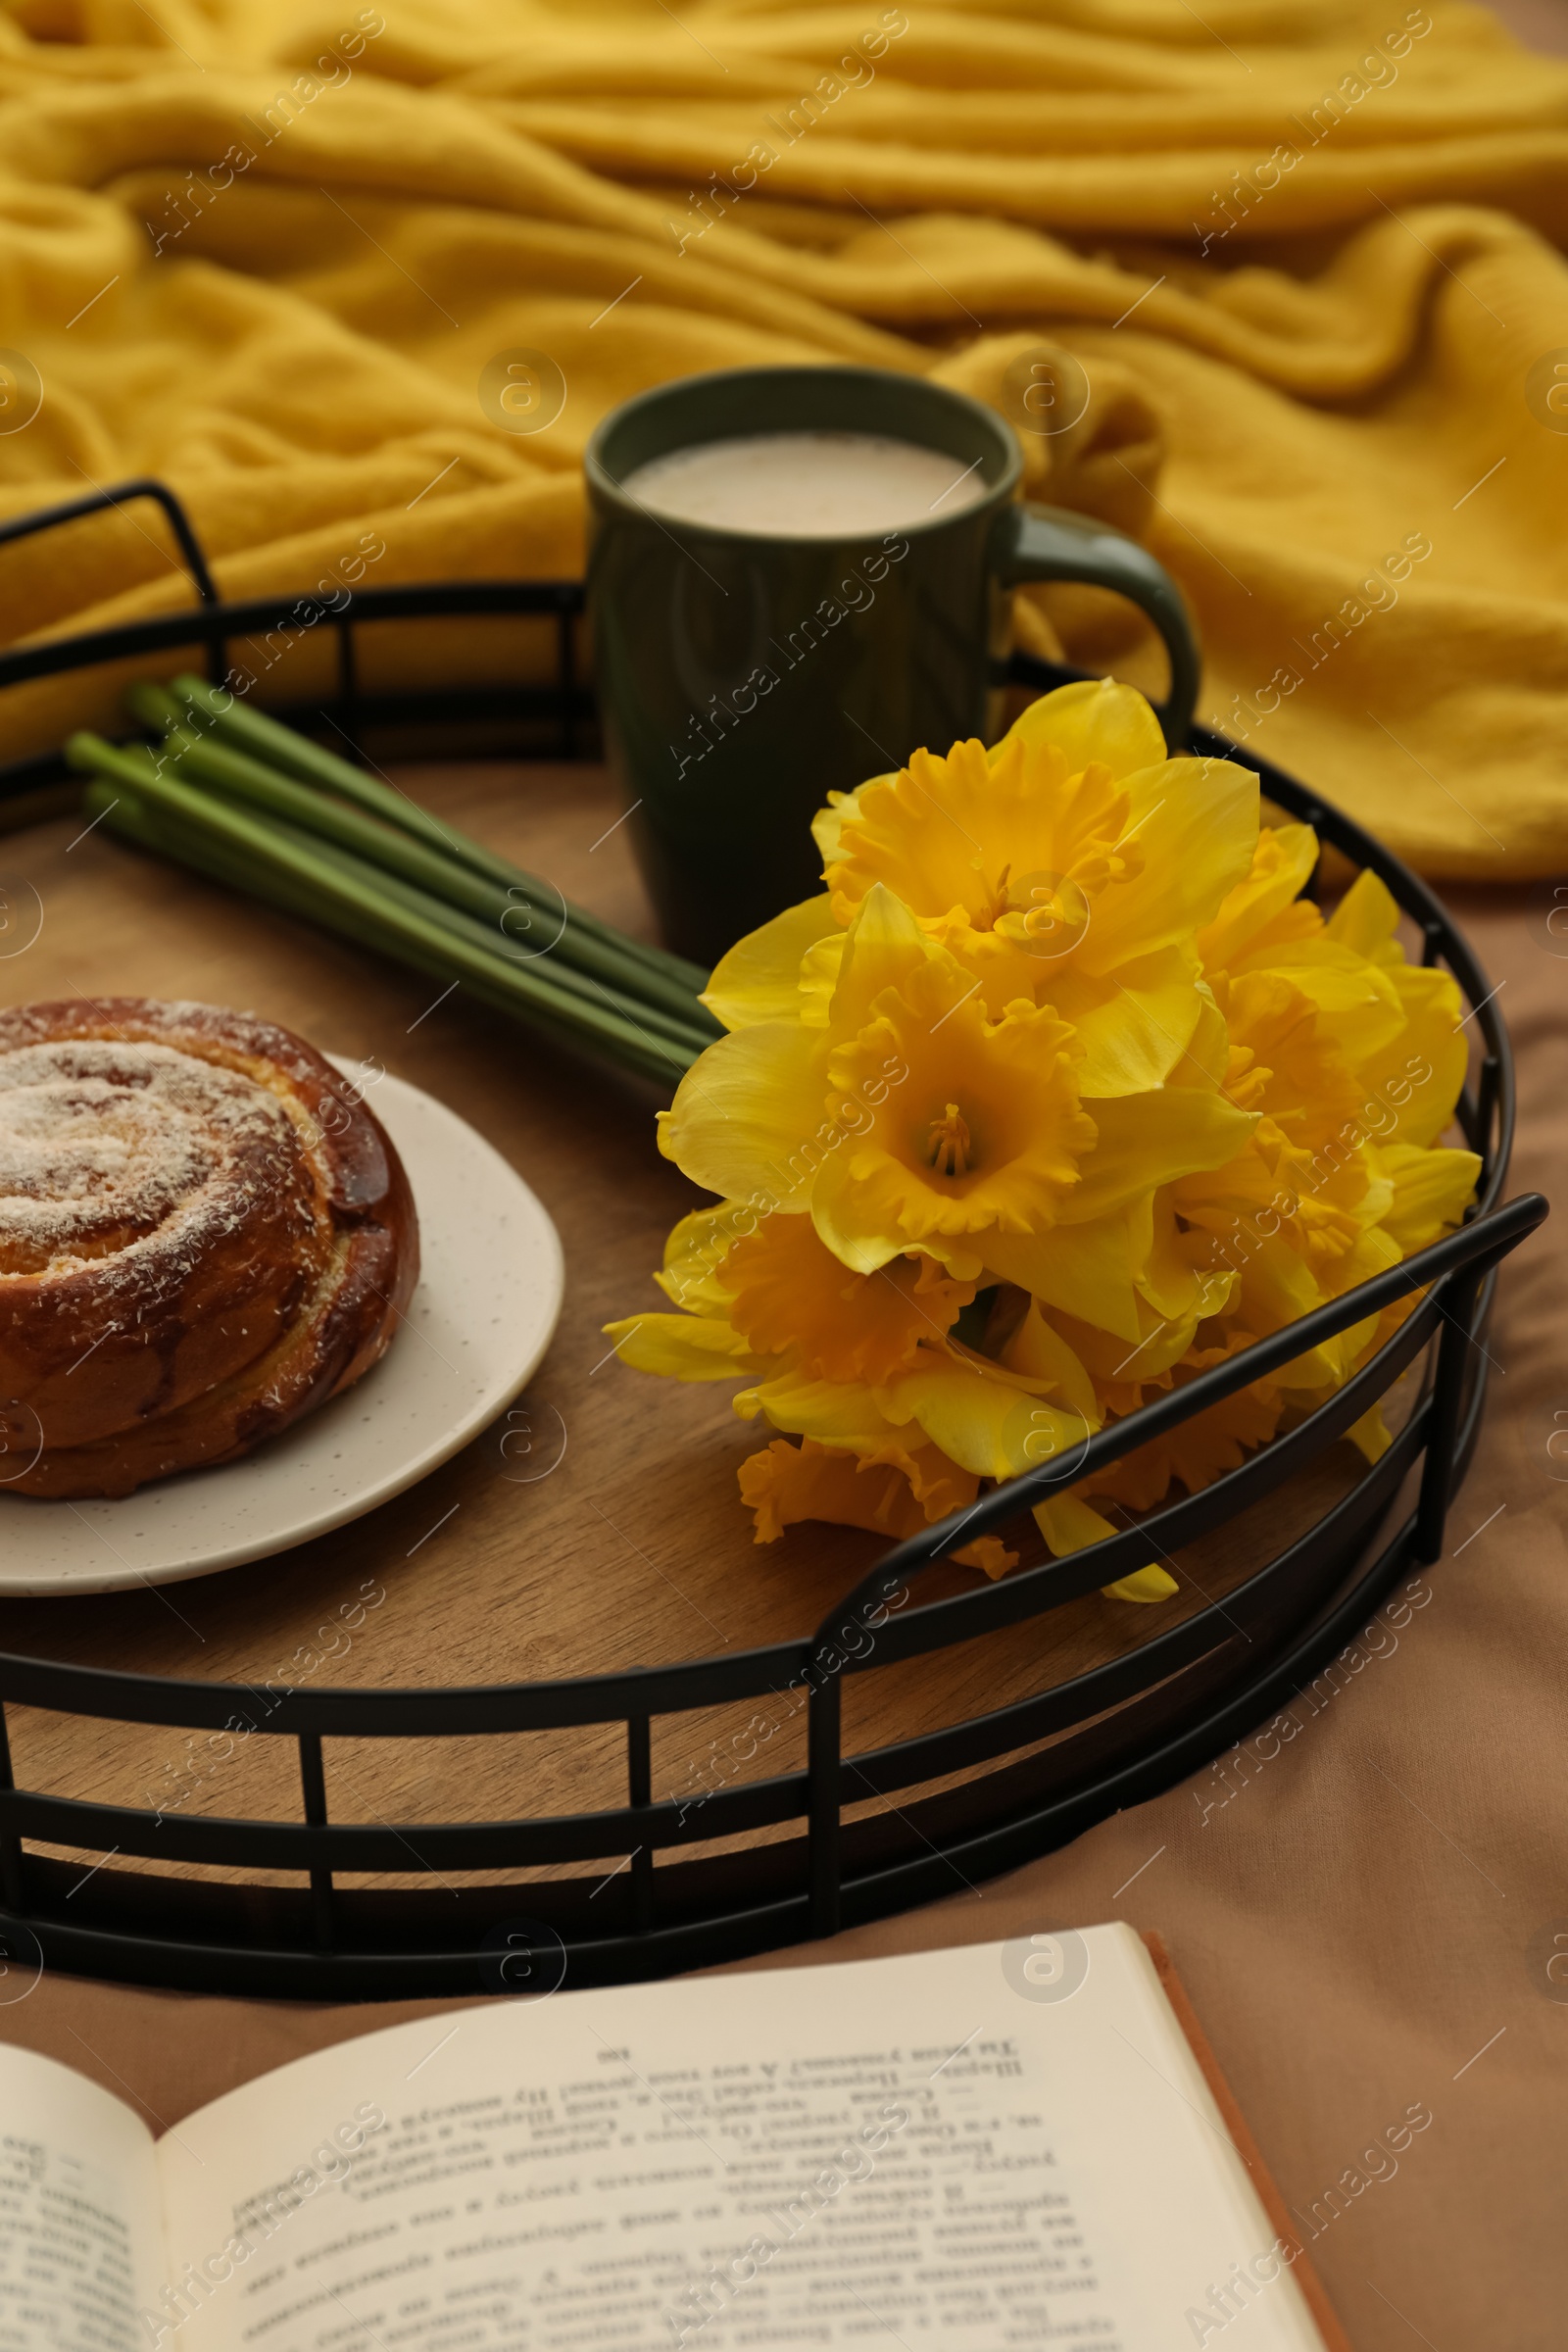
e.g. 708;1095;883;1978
0;481;1540;1998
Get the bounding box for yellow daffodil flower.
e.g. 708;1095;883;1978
611;688;1480;1613
662;881;1256;1298
707;679;1260;1101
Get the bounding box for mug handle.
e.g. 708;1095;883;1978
992;502;1200;752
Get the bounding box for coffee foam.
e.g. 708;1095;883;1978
619;429;991;539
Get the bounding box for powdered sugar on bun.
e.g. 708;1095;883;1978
0;1039;296;1278
0;999;419;1499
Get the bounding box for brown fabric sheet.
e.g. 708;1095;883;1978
1;881;1561;2349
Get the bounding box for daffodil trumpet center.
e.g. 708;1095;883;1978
978;863;1092;952
926;1102;973;1179
977;861;1013;929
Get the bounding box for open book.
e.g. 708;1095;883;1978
0;1925;1340;2351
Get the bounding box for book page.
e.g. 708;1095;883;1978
154;1925;1323;2352
0;2042;166;2352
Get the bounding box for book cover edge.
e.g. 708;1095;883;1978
1142;1931;1354;2352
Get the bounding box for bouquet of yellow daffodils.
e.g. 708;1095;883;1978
605;681;1480;1603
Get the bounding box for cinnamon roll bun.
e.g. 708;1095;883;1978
0;999;418;1499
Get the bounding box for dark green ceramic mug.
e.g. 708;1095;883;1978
584;366;1199;966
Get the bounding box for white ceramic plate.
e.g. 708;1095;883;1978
0;1060;564;1595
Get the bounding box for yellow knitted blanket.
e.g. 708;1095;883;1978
1;0;1565;876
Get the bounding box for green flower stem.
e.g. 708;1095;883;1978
87;773;689;1092
136;711;716;1038
91;784;688;1092
289;826;717;1058
67;737;698;1088
163;673;712;998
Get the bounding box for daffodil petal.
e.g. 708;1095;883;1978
985;1207;1144;1344
811;1145;925;1275
739;1437;929;1545
1059;1088;1258;1224
827;880;941;1032
1347;1402;1393;1465
799;932;847;1023
1238;940;1404;1066
603;1314;765;1381
819;748;1002;928
813;781;889;880
1077;755;1259;977
998;1298;1102;1425
1102;1565;1180;1603
1167;982;1231;1094
892;1365;1087;1482
740;1373;906;1452
1198;824;1319;970
702;895;838;1033
1032;1493;1176;1603
1353;965;1468;1150
1374;1143;1482;1253
1236;1234;1397;1388
1001;676;1167;779
1139;1193;1228;1322
1052;945;1203;1098
658;1019;827;1207
723;1218;973;1381
655;1204;748;1315
1034;1492;1120;1555
1325;865;1401;960
1234;1240;1332;1384
953;1535;1019;1578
